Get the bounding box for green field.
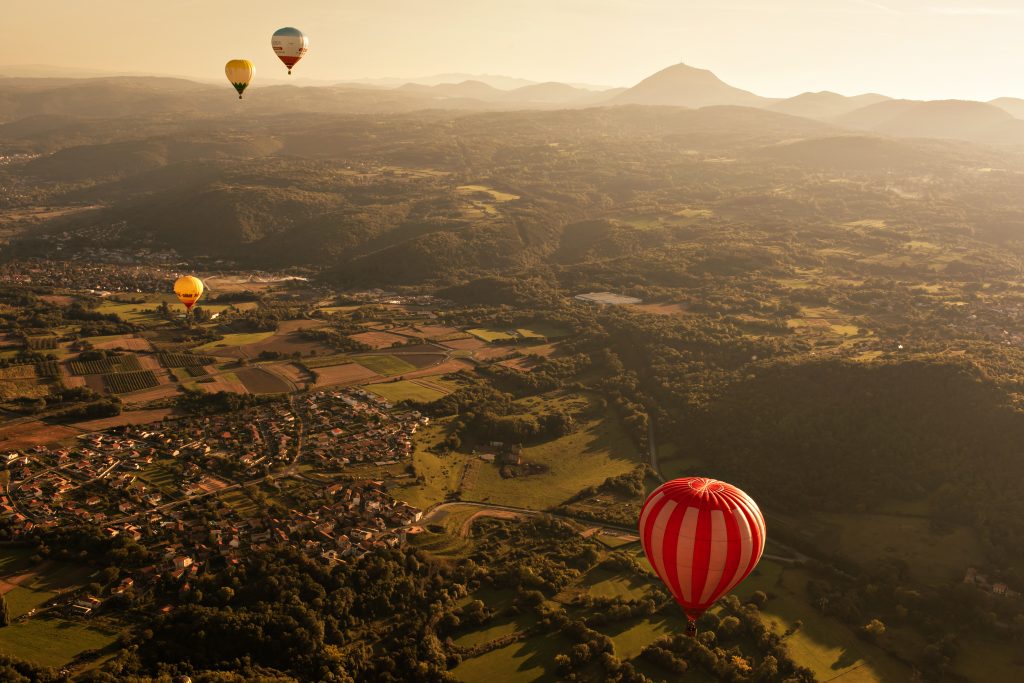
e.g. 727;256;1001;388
390;422;465;509
302;354;353;369
0;552;107;671
0;549;96;631
452;633;572;682
452;611;537;649
364;379;452;403
515;324;569;339
822;512;982;586
0;617;119;668
2;558;94;618
607;615;687;660
952;637;1024;682
194;331;275;351
456;185;520;202
595;533;637;550
581;568;653;601
740;561;910;682
407;528;471;560
772;510;983;587
459;402;640;509
466;328;517;342
349;354;417;376
95;300;166;324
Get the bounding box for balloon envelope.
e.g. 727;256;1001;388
174;275;204;311
271;27;309;74
225;59;254;98
638;477;765;623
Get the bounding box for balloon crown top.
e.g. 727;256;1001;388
650;476;758;510
273;27;304;37
685;477;726;494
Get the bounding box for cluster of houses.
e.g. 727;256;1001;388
0;389;427;617
963;567;1022;599
0;257;173;292
295;389;425;466
345;290;451;308
122;402;303;476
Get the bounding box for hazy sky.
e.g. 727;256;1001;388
5;0;1024;99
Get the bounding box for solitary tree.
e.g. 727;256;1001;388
864;618;887;639
0;595;11;626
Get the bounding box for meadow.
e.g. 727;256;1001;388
0;617;119;668
459;402;640;510
349;354;417;376
364;378;456;403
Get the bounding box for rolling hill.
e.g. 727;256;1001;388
611;63;767;108
835;99;1024;144
767;91;890;120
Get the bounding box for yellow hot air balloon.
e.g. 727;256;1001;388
174;275;204;312
225;59;254;99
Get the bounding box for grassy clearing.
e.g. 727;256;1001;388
364;379;452;404
0;558;94;619
303;354;353;369
194;332;275;352
815;512;982;586
466;328;517;343
673;207;713;218
582;568;653;601
952;637;1024;682
0;617;119;668
595;534;637;550
452;633;572;683
456;185;520;202
94;301;164;324
607;614;688;660
349;354;416;376
452;612;538;649
390;423;465;509
742;561;910;682
844;219;887;229
407;529;471;560
515;324;569;339
460;406;640;510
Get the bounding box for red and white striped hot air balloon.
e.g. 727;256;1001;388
639;477;765;634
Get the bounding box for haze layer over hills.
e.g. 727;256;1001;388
5;61;1024;278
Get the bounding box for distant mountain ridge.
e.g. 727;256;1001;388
4;63;1024;147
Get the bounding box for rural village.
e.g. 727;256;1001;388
1;388;427;620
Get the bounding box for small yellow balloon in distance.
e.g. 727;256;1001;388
174;275;204;311
225;59;254;99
